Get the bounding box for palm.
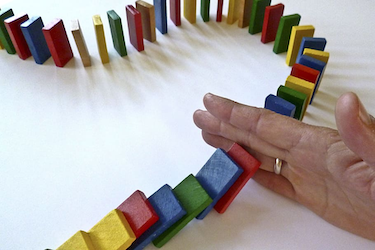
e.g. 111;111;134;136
193;93;375;241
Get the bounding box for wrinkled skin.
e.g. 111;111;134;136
193;92;375;241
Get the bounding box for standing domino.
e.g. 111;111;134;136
4;13;31;60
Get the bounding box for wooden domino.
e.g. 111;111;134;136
285;75;315;117
261;3;284;44
107;10;127;57
154;0;168;33
291;63;319;85
216;0;224;22
4;13;31;60
201;0;210;22
128;185;186;250
226;0;240;25
248;0;271;35
21;16;51;64
0;8;16;54
214;143;261;214
117;190;159;238
184;0;197;24
296;37;326;62
273;14;301;54
136;1;157;42
89;209;136;250
195;148;243;220
170;0;181;26
277;85;307;120
56;231;95;250
238;0;253;28
152;174;212;248
303;48;330;64
286;25;315;66
71;19;91;67
93;15;109;64
265;94;296;117
42;18;73;67
126;5;144;52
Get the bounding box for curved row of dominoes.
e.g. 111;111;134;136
0;1;330;250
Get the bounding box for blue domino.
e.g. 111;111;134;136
265;94;296;117
20;16;51;64
195;148;243;220
154;0;167;34
296;37;327;63
297;54;327;104
128;184;186;250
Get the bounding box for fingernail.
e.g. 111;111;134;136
359;99;372;126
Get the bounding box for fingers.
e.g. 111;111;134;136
335;92;375;166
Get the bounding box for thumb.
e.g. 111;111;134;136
335;92;375;166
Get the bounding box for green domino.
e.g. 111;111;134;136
153;174;212;248
248;0;271;35
200;0;210;22
273;14;301;54
277;85;307;120
107;10;127;57
0;8;16;54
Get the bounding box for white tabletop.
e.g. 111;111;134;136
0;0;374;249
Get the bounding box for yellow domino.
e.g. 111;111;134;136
184;0;196;24
227;0;241;25
0;40;4;49
303;48;330;64
93;15;109;64
89;209;136;250
285;75;315;119
286;25;315;66
56;230;95;250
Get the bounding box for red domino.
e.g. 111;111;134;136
216;0;224;22
117;190;159;238
126;5;144;52
42;19;73;67
214;143;261;214
261;4;285;44
170;0;181;26
291;63;320;85
4;13;31;60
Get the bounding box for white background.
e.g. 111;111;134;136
0;0;375;249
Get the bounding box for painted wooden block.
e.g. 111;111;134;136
107;10;127;57
170;0;181;26
92;15;109;64
214;143;261;214
154;0;167;33
296;37;326;62
4;13;31;60
117;190;159;238
71;20;91;67
277;85;307;120
153;174;212;248
261;3;284;43
42;19;73;67
227;0;240;25
291;63;319;85
0;39;3;49
126;5;144;52
248;0;271;35
286;25;315;66
238;0;253;28
201;0;210;22
20;16;51;64
216;0;224;22
127;185;186;250
136;1;157;42
265;94;296;117
195;148;243;219
0;8;16;54
273;14;301;54
89;209;136;250
297;54;327;104
285;75;315;118
184;0;197;24
303;48;330;64
56;231;95;250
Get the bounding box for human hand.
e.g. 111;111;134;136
193;92;375;241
